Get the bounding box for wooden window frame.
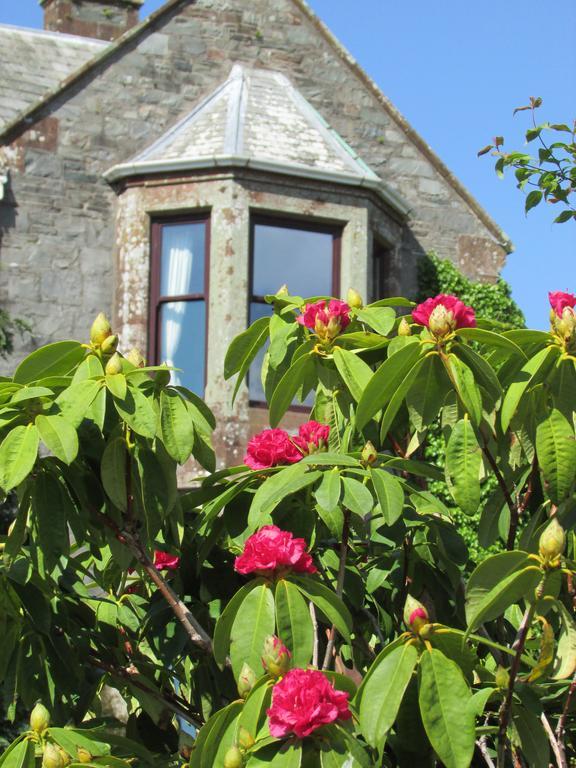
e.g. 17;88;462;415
148;213;211;391
248;214;342;408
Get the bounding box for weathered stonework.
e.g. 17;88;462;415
0;0;511;464
41;0;143;41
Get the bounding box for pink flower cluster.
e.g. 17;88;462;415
243;421;330;470
234;525;317;577
412;294;476;337
297;299;351;343
153;550;180;570
549;291;576;317
267;668;352;738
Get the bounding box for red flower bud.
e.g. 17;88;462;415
262;635;291;678
403;595;429;634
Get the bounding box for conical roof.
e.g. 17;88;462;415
104;64;409;214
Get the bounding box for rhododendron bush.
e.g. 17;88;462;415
1;289;576;768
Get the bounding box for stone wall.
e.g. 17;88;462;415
0;0;508;380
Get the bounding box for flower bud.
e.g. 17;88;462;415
361;441;378;466
276;284;289;296
403;595;429;635
154;367;171;387
100;334;119;356
397;317;412;337
105;352;123;376
223;746;244;768
42;744;64;768
495;665;510;690
90;313;112;346
76;748;92;764
237;663;257;699
237;727;255;751
30;702;51;733
262;635;291;678
539;518;566;563
126;348;145;368
428;305;455;338
346;288;363;309
57;748;71;767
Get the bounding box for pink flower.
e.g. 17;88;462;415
267;669;352;739
412;294;476;337
234;525;317;576
292;420;330;455
297;300;351;343
244;428;303;470
549;291;576;317
153;550;180;570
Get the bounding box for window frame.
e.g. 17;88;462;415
148;213;211;392
248;214;342;408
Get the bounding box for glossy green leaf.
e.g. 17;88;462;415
291;575;352;642
444;354;482;426
456;327;526;357
275;579;314;668
248;463;321;530
314;469;341;513
224;315;270;379
36;414;79;464
379;354;428;441
13;341;85;384
513;705;549;768
360;642;418;751
445;418;481;515
0;424;39;492
342;476;373;517
455;343;502;408
113;385;157;438
160;389;195;464
101;436;127;511
269;353;316;427
105;372;127;399
501;346;558;432
213;580;264;669
230;583;275;679
248;742;302;767
552;601;576;679
405;352;448;431
0;738;34;768
55;379;102;428
418;648;475;768
356;342;422;429
354;306;396;336
535;408;576;504
370;467;404;525
332;347;373;403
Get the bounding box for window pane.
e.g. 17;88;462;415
160;222;205;297
252;223;334;298
159;300;206;395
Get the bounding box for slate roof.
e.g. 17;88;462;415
0;24;107;130
104;64;409;214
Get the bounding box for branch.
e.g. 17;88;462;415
322;510;351;670
541;711;566;768
476;736;496;768
507;458;538;551
497;604;535;767
556;672;576;768
480;436;517;549
309;602;319;668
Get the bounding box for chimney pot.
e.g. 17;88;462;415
41;0;143;41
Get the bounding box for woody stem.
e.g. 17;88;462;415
322;509;351;670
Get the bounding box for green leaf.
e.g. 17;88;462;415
379;354;428;441
213;580;264;669
160;390;195;464
275;579;314;668
48;729;110;758
0;424;39;492
466;555;541;632
314;469;341;513
356;342;422;429
456;327;526;357
370;467;404;525
291;575;352;642
105;373;127;400
501;346;558;432
249;742;302;767
55;379;103;428
445;419;482;515
332;347;373;403
535;408;576;505
13;341;85;384
359;642;418;751
512;705;549;768
248;463;321;529
418;648;475;768
354;306;396;336
35;414;79;464
444;354;482;426
405;353;448;431
101;437;127;511
525;189;543;212
225;316;270;379
32;471;71;572
552;601;576;679
342;476;373;517
10;386;54;404
0;739;34;768
554;209;575;224
230;583;275;679
113;385;157;439
269;354;316;427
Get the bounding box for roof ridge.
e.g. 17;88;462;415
0;21;107;45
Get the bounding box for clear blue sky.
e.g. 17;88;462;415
2;0;575;328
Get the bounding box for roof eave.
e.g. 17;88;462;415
103;154;412;218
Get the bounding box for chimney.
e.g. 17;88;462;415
41;0;143;41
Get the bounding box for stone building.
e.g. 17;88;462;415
0;0;511;462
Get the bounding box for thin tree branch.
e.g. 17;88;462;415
480;436;517;549
541;711;566;768
556;672;576;767
322;510;351;671
476;736;496;768
310;602;319;668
